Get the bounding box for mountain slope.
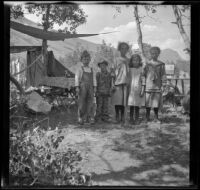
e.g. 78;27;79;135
10;17;190;73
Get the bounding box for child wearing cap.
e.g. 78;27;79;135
95;60;112;123
75;50;97;125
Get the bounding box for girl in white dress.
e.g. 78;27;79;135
127;54;145;124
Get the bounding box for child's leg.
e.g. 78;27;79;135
115;105;120;122
153;107;159;120
102;96;109;121
78;85;87;123
146;107;151;121
135;106;140;121
96;96;103;121
130;106;134;122
87;85;95;123
120;105;125;122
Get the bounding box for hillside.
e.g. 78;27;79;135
159;49;190;73
10;17;190;73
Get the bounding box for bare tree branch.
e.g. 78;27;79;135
145;8;161;23
172;5;190;54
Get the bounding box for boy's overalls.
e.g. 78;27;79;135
78;66;94;122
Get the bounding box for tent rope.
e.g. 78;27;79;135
12;54;43;77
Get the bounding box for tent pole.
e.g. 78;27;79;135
42;40;48;76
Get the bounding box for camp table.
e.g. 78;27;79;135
39;77;76;110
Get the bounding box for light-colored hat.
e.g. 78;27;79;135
98;60;108;67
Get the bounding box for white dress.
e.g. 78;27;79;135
128;67;145;107
111;57;129;106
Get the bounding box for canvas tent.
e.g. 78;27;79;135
26;49;74;87
10;46;74;87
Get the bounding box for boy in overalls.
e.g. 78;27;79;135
75;50;97;125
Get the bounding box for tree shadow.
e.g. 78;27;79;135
91;127;189;186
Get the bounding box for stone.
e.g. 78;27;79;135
26;91;52;114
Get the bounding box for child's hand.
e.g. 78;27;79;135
94;87;97;94
111;86;116;93
140;87;145;97
76;87;80;96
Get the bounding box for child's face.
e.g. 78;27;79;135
150;49;159;60
100;63;107;72
120;44;129;56
132;56;140;67
82;55;91;66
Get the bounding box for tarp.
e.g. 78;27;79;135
10;46;42;54
26;50;74;87
47;51;75;78
10;21;117;41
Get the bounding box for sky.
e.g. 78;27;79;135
8;2;190;60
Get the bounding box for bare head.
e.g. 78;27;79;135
150;46;161;60
81;50;91;66
117;42;129;57
129;54;142;68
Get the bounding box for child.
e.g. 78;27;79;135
111;42;129;124
95;60;112;122
141;47;167;123
75;50;97;125
127;54;145;125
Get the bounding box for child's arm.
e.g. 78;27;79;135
161;63;167;92
75;68;82;96
140;66;146;97
93;70;97;96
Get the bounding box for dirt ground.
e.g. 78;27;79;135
23;104;189;186
12;103;190;186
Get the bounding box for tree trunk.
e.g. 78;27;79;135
42;5;50;76
10;75;25;95
172;5;190;54
133;5;146;62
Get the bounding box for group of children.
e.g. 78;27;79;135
75;42;167;125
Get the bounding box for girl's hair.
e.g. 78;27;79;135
150;46;161;55
129;54;142;67
80;50;91;60
117;42;130;51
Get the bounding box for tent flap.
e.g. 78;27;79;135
10;21;116;41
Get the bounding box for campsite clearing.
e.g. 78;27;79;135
11;105;190;186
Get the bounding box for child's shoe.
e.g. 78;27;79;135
89;117;95;125
78;118;84;125
152;118;161;124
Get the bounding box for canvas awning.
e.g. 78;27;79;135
10;46;42;53
10;21;117;41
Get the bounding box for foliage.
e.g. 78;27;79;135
9;125;92;186
94;40;115;69
59;42;86;67
10;4;87;34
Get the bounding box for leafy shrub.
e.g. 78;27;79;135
9;126;91;186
